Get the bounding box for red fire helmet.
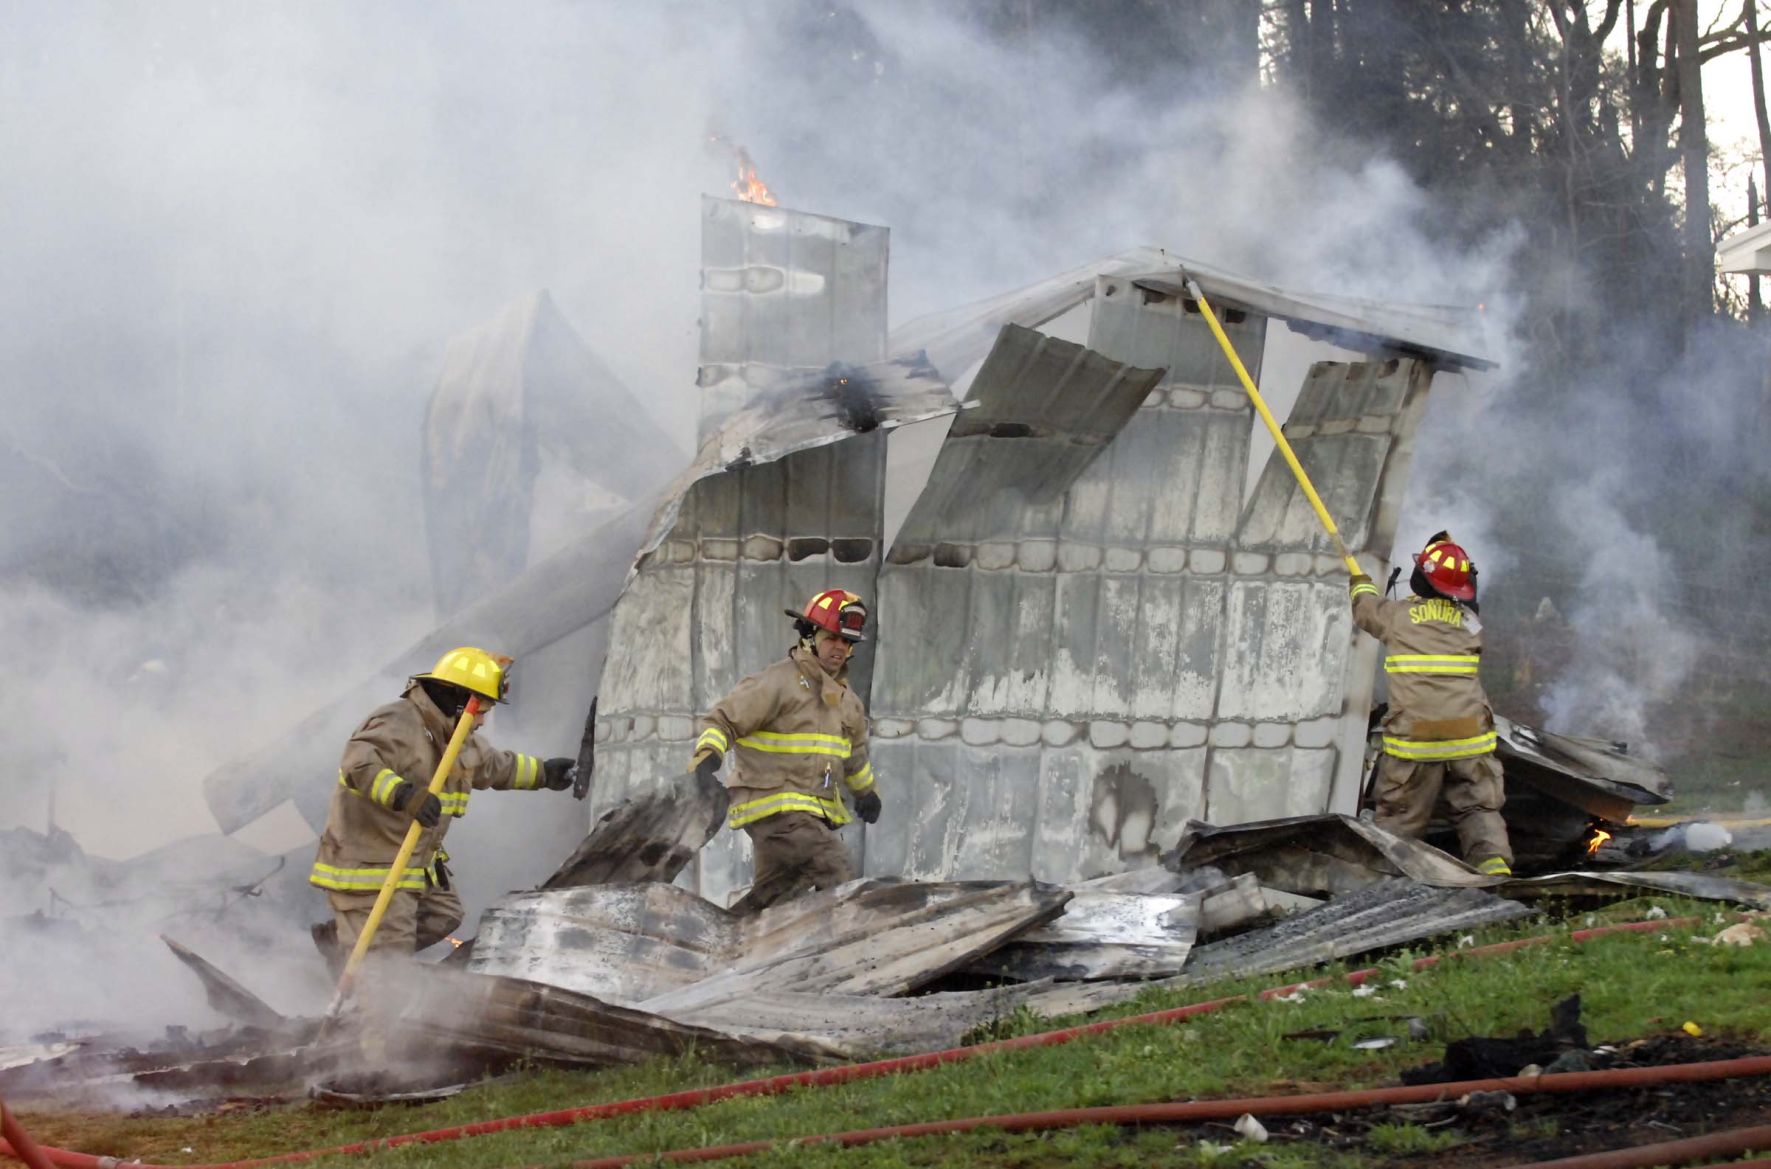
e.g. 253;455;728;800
1415;537;1477;601
786;588;869;642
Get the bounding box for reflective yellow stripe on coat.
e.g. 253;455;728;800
509;753;542;791
309;861;427;892
735;731;851;757
696;728;729;754
727;790;852;828
845;762;875;792
1384;653;1480;675
1381;731;1498;761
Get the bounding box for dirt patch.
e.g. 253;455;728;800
1241;1035;1771;1166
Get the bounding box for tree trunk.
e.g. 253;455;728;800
1749;0;1771;230
1674;0;1713;316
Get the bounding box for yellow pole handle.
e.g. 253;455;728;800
1183;277;1363;578
323;694;484;1018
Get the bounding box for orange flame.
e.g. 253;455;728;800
731;146;778;206
1586;829;1612;855
446;935;465;948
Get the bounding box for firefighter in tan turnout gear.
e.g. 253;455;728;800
309;647;578;963
692;589;880;914
1350;534;1515;876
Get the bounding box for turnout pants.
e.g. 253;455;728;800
732;810;855;915
1373;752;1513;865
321;878;465;963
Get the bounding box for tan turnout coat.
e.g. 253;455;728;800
309;682;544;893
697;647;874;828
1351;582;1496;760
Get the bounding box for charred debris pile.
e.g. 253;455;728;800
3;759;1766;1107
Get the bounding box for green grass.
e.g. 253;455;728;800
16;904;1771;1169
1364;1122;1460;1155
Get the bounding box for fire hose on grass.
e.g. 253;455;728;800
319;694;485;1029
0;916;1719;1169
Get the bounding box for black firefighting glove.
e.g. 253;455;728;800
691;748;722;782
390;781;442;828
542;757;576;790
853;789;882;824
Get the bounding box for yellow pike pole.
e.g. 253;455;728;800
320;694;485;1023
1183;275;1363;578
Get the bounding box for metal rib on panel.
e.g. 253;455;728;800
1213;357;1437;823
871;293;1258;884
699;196;889;441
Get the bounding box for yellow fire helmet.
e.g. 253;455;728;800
413;646;511;703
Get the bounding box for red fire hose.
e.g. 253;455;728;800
0;915;1714;1169
547;1059;1771;1168
1501;1127;1771;1168
0;1102;55;1169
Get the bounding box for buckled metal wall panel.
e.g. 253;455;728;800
592;203;893;908
699;196;889;441
1219;356;1436;819
868;285;1262;883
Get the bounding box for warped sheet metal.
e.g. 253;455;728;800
887;248;1169;383
1174;878;1533;984
422;290;683;617
203;496;656;836
1499;870;1771;911
542;771;728;889
420;968;820;1070
1163;814;1495;898
467;879;1070;1013
1227;355;1436;814
869;288;1268;884
1495;715;1674;817
1131;260;1493;370
893;323;1165;515
699;196;890;440
963;890;1198;982
887;248;1492;385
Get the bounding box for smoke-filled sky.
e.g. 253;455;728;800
1;0;1757;866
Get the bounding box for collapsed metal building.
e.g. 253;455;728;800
204;196;1503;911
587;199;1497;906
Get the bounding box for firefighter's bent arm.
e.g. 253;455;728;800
696;673;782;767
339;711;414;810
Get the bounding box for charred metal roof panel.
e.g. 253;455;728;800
699;196;889;439
887;249;1168;382
1495;715;1674;809
1175;878;1532;983
1133;261;1493;370
1163;814;1497;897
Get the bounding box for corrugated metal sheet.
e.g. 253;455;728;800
1174;878;1532;983
867;278;1273;883
699;196;889;440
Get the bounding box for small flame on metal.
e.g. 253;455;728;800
730;146;778;206
446;935;465;948
1585;828;1612;855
